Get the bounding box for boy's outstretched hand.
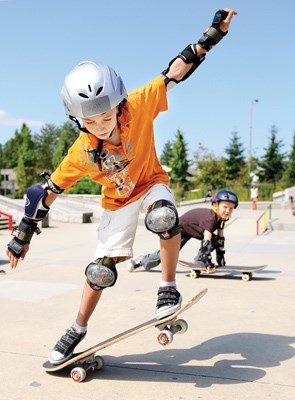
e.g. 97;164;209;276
219;8;238;32
6;243;30;269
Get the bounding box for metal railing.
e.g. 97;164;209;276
256;204;272;235
0;210;13;230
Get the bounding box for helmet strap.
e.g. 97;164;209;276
211;204;220;217
94;139;104;171
69;115;90;134
211;204;228;227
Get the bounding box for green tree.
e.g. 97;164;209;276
160;140;173;168
15;124;37;196
53;121;79;168
0;144;3;168
259;125;286;187
193;143;227;189
65;175;102;194
35;123;60;173
59;121;80;144
169;130;190;185
1;128;23;168
283;131;295;185
224;131;246;182
53;130;71;168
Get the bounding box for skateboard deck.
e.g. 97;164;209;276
42;288;207;382
178;260;267;281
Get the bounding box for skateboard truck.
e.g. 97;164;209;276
156;318;188;345
70;355;104;383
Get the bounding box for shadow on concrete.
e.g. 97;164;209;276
44;333;294;387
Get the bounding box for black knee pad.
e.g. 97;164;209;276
85;257;117;291
145;199;180;240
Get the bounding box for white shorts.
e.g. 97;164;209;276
94;184;176;260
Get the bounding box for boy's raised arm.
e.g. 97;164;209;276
162;8;237;89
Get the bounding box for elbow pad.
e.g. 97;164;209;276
162;44;205;90
25;184;50;221
24;172;63;221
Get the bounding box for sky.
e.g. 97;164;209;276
0;0;294;162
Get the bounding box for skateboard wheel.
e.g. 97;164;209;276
174;319;188;334
242;273;252;281
70;367;86;382
157;329;173;346
94;355;104;370
190;270;199;279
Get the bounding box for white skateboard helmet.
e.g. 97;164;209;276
62;61;127;119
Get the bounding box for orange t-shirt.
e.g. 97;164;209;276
51;75;170;210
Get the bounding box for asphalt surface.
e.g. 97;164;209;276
0;203;294;400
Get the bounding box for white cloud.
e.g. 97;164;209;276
0;110;44;128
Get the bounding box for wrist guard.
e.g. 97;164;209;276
198;9;229;51
7;217;40;258
162;44;205;90
216;234;225;249
216;248;226;266
194;240;214;267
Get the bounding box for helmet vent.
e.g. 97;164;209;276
96;86;103;96
78;93;89;98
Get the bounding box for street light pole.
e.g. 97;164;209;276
249;99;259;173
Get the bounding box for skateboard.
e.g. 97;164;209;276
42;288;207;382
178;260;267;281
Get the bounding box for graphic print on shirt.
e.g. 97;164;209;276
84;141;135;198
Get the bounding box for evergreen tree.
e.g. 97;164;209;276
160;140;173;168
224;131;246;181
52;121;79;168
35;123;59;173
0;144;3;168
169;130;190;185
59;121;80;144
15;124;37;196
2;128;23;168
283;131;295;185
259;125;285;187
53;129;72;168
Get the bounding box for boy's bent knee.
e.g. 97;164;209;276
145;200;179;240
85;257;117;291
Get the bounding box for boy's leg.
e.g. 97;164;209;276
75;281;104;326
49;202;140;365
128;250;161;271
159;235;180;282
49;283;103;365
128;231;189;272
141;184;182;319
155;233;182;319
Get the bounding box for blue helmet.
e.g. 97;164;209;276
212;189;239;208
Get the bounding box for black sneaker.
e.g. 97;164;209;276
155;287;182;320
48;328;86;365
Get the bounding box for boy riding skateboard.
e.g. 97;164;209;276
128;189;239;273
6;9;237;365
